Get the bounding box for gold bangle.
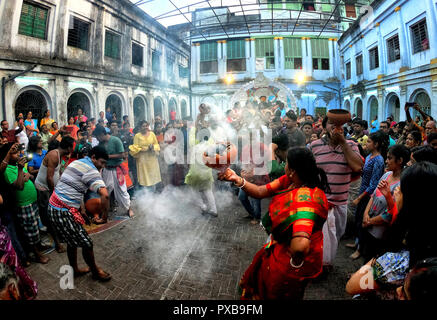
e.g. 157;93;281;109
238;178;246;189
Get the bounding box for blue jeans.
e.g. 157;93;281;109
238;189;261;219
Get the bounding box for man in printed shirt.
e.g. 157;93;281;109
309;116;363;270
47;146;111;281
351;119;368;150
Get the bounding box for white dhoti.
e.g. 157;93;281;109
102;168;131;213
194;189;217;214
322;204;347;266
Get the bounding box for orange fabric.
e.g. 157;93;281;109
240;184;329;300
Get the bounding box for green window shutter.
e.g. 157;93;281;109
105;32;111;57
18;3;33;36
113;34;120;59
311;39;329;58
105;31;120;59
33;7;48;39
286;0;302;10
18;2;48;39
200;42;217;62
284;38;301;69
311;39;329;70
255;39;264;58
284;38;302;58
227;40;245;59
256;38;274;58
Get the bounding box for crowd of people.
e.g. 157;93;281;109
1;97;437;300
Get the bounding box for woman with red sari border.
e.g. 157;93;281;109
219;147;330;300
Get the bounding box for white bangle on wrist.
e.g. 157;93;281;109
237;178;246;189
290;257;304;268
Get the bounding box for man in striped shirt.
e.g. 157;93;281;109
309;116;363;269
47;146;111;281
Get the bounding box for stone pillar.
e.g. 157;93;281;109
303;38;313;78
147;36;153;78
431;63;437;120
122;25;131;74
395;6;410;69
376;23;386;75
147;93;154;125
275;37;284;78
217;40;226;79
399;85;408;121
245;38;251;78
273;37;279;76
425;0;437;60
96;82;106;120
53;0;68;60
301;38;308;76
93;5;104;68
191;43;200;82
127;87;134;125
328;39;334;78
249;39;256;78
222;41;227;78
55;78;68;126
377;88;385;123
0;0;16;48
160;48;165;83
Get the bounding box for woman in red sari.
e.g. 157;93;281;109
219;147;330;300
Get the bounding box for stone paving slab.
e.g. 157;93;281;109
26;187;364;300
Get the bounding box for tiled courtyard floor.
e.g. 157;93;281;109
26;186;364;300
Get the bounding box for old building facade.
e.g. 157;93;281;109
0;0;190;127
171;0;372;120
339;0;437;122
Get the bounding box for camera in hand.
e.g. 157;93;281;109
406;102;416;107
18;143;25;151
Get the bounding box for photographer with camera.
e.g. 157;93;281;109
3;143;50;264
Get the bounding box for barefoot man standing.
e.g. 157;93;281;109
47;146;111;281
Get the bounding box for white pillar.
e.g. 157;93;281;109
147;94;154;124
305;38;313;78
127;87;134;125
399;86;408;122
329;39;335;78
217;40;225;79
425;0;437;60
301;38;309;77
432;78;437;121
245;38;251;78
192;43;200;82
250;39;256;78
221;41;227;78
378;89;385;123
395;6;410;68
376;24;386;75
276;37;285;78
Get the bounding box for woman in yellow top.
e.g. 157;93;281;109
129;120;161;192
40;110;54;129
